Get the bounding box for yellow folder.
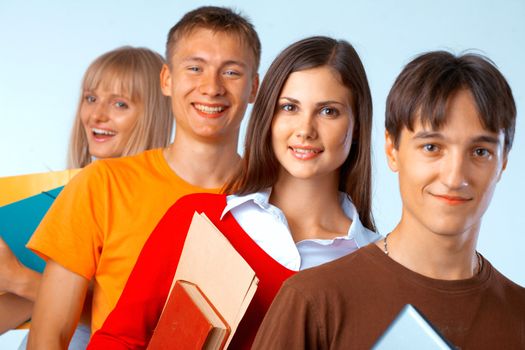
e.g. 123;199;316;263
0;169;80;206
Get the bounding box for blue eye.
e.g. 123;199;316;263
224;70;240;77
85;95;96;103
423;144;439;152
114;101;129;109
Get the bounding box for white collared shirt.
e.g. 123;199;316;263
220;189;381;271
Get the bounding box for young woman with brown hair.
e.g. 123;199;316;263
89;36;380;349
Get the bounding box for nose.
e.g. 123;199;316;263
198;71;225;96
440;151;469;190
295;114;317;141
91;102;109;123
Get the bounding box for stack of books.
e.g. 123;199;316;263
147;212;259;350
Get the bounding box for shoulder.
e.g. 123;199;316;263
72;149;166;188
95;149;162;173
164;193;227;219
285;245;375;293
486;260;525;302
175;192;227;207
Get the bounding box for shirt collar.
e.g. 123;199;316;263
221;188;273;220
221;188;377;247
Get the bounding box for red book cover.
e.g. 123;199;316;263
148;280;230;350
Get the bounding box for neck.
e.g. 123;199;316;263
164;132;240;189
270;172;350;242
378;217;481;280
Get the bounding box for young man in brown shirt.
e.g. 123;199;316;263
253;51;525;349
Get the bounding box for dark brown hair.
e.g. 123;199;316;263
225;36;375;231
165;6;261;72
386;51;516;152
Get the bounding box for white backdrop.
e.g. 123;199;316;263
1;0;523;286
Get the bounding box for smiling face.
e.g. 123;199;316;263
80;86;141;159
386;89;507;238
161;27;258;143
271;66;355;184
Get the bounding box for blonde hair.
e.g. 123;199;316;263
67;46;173;168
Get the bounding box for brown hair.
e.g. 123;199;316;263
68;46;173;168
165;6;261;72
226;36;375;231
386;51;516;152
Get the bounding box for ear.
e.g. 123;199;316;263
385;131;399;172
497;154;508;182
160;64;172;97
248;73;259;103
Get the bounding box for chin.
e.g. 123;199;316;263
88;149;115;160
286;170;317;179
428;221;475;237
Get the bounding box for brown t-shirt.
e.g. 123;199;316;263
253;244;525;349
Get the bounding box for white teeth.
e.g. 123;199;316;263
92;128;116;136
292;147;320;154
194;104;225;114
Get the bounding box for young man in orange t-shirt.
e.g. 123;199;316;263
27;6;260;348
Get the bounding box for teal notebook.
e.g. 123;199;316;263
0;186;63;273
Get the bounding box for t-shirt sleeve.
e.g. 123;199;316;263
252;280;325;349
27;162;107;280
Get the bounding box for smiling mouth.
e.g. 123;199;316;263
290;147;321;154
433;194;472;205
289;146;323;160
92;127;116;136
193;103;227;115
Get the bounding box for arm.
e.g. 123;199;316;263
252;283;323;350
0;237;41;301
0;237;41;333
27;260;89;350
0;293;32;333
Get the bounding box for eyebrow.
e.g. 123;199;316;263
413;131;501;144
182;56;248;68
82;90;131;100
278;96;347;107
413;131;444;140
472;135;502;145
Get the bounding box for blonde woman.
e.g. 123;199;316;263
0;46;172;344
68;46;173;168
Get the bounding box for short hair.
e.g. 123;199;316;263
68;46;173;168
225;36;375;231
386;51;516;153
165;6;261;72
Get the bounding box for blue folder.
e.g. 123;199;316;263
0;186;63;273
372;304;454;350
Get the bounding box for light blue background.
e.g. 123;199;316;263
1;0;523;287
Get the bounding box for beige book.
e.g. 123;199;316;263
163;212;259;348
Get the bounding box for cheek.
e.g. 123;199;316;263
79;105;90;125
237;79;255;102
340;128;353;151
270;117;287;146
476;173;499;203
119;110;142;134
79;112;91;135
331;120;354;156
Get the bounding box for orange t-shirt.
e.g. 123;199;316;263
28;148;220;333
